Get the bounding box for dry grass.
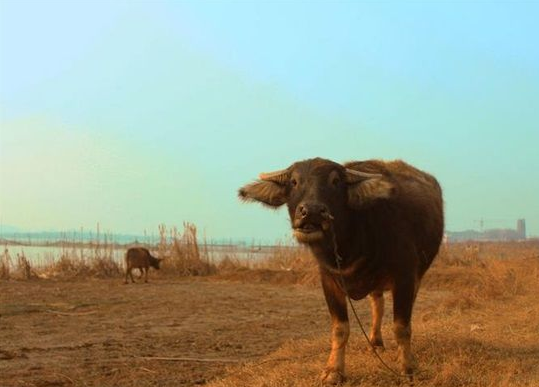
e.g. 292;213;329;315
215;243;319;286
424;242;539;310
44;255;122;278
208;325;539;387
208;241;539;387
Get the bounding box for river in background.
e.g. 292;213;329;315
1;243;279;268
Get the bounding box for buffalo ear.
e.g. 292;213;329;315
238;180;288;208
347;178;395;209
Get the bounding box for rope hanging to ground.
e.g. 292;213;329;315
327;219;409;380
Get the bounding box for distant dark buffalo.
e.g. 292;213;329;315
239;158;444;384
124;247;162;284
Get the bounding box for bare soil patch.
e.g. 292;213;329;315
0;278;327;386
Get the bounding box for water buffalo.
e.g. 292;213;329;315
124;247;162;284
239;158;444;384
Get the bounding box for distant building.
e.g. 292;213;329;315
516;219;526;239
447;219;527;242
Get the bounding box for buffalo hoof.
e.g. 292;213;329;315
321;369;345;385
401;353;417;375
402;362;417;377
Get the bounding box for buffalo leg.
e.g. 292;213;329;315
368;290;385;348
139;268;144;279
320;273;349;385
392;279;418;375
144;267;148;283
124;267;130;284
129;267;135;283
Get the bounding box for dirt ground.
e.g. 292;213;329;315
0;277;329;386
1;256;539;387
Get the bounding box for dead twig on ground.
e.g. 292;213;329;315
54;372;75;384
254;353;320;366
137;356;244;363
45;310;97;316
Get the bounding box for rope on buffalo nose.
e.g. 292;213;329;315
323;213;408;380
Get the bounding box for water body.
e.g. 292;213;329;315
1;243;277;268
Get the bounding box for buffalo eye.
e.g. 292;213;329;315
290;178;298;188
328;171;341;187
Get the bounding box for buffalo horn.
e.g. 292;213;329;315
345;168;383;183
259;169;290;184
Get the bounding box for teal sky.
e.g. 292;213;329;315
1;1;538;241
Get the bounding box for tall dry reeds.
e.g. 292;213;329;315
0;250;39;280
1;248;12;279
159;222;216;276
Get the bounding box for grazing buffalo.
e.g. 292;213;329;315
239;158;444;384
124;247;162;284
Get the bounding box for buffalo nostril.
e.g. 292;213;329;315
321;208;334;220
299;205;308;218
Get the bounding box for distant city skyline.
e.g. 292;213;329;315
1;217;534;245
0;217;535;238
1;1;538;240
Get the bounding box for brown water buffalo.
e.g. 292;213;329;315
239;158;444;384
124;247;162;284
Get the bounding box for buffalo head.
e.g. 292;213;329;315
238;158;395;244
150;257;163;270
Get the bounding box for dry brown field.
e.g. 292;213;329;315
1;241;538;387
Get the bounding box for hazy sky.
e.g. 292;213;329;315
1;1;538;240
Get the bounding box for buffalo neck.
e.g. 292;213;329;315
309;214;366;272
